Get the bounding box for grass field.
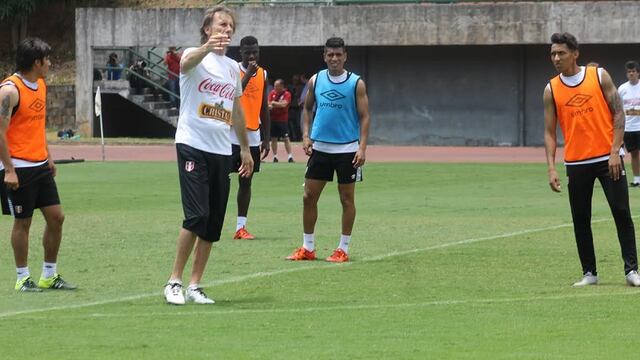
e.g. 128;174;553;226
1;161;640;359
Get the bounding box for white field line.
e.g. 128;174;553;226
22;289;640;319
0;218;616;319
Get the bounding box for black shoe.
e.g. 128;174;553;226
273;157;279;163
288;157;295;163
630;182;640;187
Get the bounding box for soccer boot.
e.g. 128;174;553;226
164;282;185;305
16;276;43;292
626;270;640;287
186;286;215;304
286;247;316;261
233;227;256;240
326;248;349;263
572;272;598;286
38;274;77;290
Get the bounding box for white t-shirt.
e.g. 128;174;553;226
618;81;640;132
230;62;264;147
175;48;243;155
545;66;603;89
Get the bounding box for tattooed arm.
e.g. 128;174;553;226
600;68;626;180
0;84;19;189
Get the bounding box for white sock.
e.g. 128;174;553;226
188;283;200;290
288;153;293;159
303;233;315;251
634;176;640;184
339;234;351;253
42;262;56;279
168;278;182;285
16;267;29;281
236;216;247;231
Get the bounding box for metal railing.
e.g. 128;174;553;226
94;65;179;102
93;46;179;101
147;46;181;80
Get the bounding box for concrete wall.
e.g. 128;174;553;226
47;85;76;130
76;2;640;144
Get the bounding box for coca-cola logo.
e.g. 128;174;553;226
198;78;236;100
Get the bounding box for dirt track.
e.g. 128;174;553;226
50;144;560;163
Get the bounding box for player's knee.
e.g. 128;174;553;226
339;193;355;207
183;214;209;236
611;207;632;223
52;212;65;227
303;190;319;205
13;218;31;232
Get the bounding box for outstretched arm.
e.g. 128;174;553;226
180;34;229;73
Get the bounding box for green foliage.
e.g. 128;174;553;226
0;0;43;22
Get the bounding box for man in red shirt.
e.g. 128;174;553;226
268;79;294;162
164;46;181;109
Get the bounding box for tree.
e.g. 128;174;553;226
0;0;47;51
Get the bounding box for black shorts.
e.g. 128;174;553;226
305;150;363;184
0;163;61;219
271;121;289;139
176;143;232;242
624;131;640;152
230;144;261;174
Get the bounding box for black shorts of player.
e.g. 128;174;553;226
230;144;261;174
0;162;61;219
305;150;362;184
271;121;289;139
176;143;232;242
624;131;640;152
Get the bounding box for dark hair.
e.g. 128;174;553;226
240;36;258;47
626;60;640;72
550;32;579;51
107;52;119;66
15;37;51;72
325;37;346;50
200;6;236;44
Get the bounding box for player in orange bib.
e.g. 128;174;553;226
230;35;270;240
0;38;76;292
543;32;640;287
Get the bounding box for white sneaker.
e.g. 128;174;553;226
572;272;598;286
164;282;185;305
186;286;215;304
626;270;640;287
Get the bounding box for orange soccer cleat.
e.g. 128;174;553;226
233;227;256;240
326;248;349;263
286;247;316;261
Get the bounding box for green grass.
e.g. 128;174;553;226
1;161;639;359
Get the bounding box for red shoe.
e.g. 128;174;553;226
286;247;316;261
233;227;255;240
326;248;349;263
